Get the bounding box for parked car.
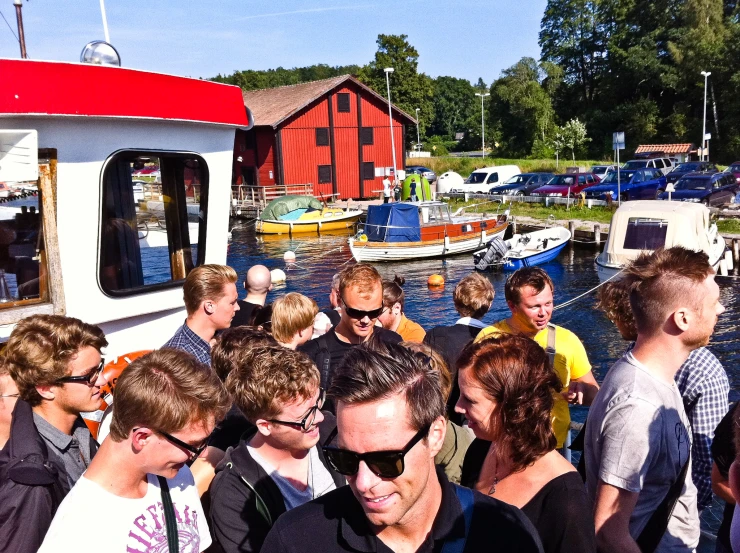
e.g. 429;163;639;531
589;165;616;179
406;165;437;184
584;168;666;201
490;173;555;195
725;161;740;184
657;172;737;206
531;173;600;197
622;157;673;175
665;161;719;185
450;165;521;193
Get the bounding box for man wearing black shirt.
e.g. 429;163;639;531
262;343;542;553
231;264;272;328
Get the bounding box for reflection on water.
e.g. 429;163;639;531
227;221;740;397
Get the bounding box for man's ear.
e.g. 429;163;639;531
255;419;272;437
672;307;691;332
204;301;214;315
132;427;154;453
426;416;447;459
35;384;56;401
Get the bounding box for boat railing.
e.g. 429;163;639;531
230;183;314;219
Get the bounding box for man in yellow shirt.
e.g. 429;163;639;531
476;267;598;458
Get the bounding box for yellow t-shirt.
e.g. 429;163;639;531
397;314;426;343
475;320;591;448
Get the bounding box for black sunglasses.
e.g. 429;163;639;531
157;429;209;461
268;388;325;432
322;423;431;478
340;296;384;320
55;360;105;386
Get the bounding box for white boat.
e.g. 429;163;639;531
595;200;727;281
473;226;571;271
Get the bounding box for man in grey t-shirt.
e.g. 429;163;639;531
586;247;724;553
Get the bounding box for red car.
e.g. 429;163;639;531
531;173;601;197
726;161;740;184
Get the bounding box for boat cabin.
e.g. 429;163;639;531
0;59;251;354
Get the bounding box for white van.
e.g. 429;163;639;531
450;165;522;193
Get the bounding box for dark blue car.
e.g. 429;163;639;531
665;161;719;185
491;173;554;195
583;168;666;200
658;172;738;206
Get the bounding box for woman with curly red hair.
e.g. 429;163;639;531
456;333;596;553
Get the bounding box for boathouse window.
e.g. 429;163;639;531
623;218;668;251
361;127;374;145
99;151;208;296
315;128;329;147
363;162;375;181
318;165;332;184
337;93;351;113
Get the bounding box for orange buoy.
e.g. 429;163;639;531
428;274;445;287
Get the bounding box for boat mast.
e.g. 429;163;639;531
13;0;27;59
99;0;111;43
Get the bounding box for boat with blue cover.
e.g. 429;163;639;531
473;226;571;271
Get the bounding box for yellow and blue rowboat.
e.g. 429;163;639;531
255;196;363;234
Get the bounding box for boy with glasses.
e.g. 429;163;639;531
38;348;231;553
209;345;344;553
0;314;107;553
261;342;542;553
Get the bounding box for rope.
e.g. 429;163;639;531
554;269;624;311
0;9;19;44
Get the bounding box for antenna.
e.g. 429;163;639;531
99;0;110;43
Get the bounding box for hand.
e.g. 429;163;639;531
562;381;585;405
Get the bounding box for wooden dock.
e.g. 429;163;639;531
230;184;314;219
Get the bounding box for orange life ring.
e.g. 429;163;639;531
81;350;151;439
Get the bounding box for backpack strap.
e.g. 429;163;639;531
316;335;332;390
545;323;557;369
157;476;179;553
441;484;474;553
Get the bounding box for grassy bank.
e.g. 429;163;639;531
447;198;616;224
407;157;607;178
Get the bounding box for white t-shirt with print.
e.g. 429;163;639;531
38;466;210;553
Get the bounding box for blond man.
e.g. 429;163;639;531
272;292;319;349
163;264;240;365
209;345;344;553
0;315;108;553
38;348;230;553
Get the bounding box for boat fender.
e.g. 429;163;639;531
428;274;445;287
283;250;296;263
271;268;287;283
359;234;368;242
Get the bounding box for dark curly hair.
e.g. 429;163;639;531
457;333;562;472
596;280;637;341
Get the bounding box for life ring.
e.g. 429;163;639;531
81;350;151;439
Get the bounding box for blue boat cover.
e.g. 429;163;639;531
365;203;420;242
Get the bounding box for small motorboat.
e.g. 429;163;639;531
256;195;362;234
595;200;728;281
473;226;571;271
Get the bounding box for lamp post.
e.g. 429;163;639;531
475;92;490;158
415;108;421;153
13;0;27;59
701;71;711;161
384;68;398;182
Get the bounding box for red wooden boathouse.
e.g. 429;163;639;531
234;75;416;200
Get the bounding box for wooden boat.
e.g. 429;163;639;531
473;226;571;271
595;200;728;281
349;201;508;262
255;195;362;234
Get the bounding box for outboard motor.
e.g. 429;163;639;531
474;236;509;271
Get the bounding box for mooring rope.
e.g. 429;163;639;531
554;269;624;311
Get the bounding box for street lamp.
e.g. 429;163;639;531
415;108;421;153
384;68;397;182
475;92;490;158
701;71;711;161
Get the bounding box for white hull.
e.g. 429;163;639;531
350;227;506;262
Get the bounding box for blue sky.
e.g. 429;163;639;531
0;0;546;84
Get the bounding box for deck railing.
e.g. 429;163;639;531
230;183;314;218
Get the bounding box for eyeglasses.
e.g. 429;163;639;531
0;393;19;399
268;388;325;432
322;423;431;478
55;360;105;386
156;429;209;461
340;296;384;320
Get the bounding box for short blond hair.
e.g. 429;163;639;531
109;348;231;441
225;345;320;422
271;293;318;344
183;264;238;315
454;273;495;319
338;263;381;296
5;315;108;406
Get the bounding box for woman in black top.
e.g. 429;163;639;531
455;333;596;553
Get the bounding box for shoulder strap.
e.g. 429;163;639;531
441;484;474;553
635;455;691;553
316;335;332;390
545;323;557;368
157;476;179;553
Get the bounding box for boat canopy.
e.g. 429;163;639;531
365;203;420;242
260;195;323;221
601;201;713;267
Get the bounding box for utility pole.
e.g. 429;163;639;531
384;68;397;181
13;0;27;59
475;92;490;158
701;71;711;161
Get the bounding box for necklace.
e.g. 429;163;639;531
487;452;510;496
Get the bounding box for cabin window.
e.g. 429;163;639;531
363;162;375;181
361;127;374;145
623;218;668;251
337;93;351;113
99;151;208;296
316;128;330;147
318;165;332;184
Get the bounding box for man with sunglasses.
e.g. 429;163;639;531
261;342;542;553
38;348;231;553
299;264;401;395
209;345;345;553
0;315;108;553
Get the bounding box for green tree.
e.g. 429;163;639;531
429;76;477;140
211;64;361;90
561;118;591;161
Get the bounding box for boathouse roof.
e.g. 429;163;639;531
241;75;416;128
634;143;694;155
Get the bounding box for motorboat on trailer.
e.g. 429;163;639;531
349;201;509;262
473;226;571;271
595;200;729;281
255;195;362;234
